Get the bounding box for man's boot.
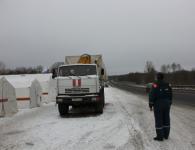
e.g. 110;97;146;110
163;127;170;139
154;129;163;141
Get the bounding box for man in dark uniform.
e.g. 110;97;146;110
149;72;172;141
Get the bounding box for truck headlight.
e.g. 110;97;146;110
57;99;63;102
92;97;97;101
92;97;100;101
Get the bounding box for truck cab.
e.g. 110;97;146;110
55;63;105;116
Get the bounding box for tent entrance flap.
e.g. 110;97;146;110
0;77;18;117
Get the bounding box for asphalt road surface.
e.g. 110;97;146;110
110;81;195;107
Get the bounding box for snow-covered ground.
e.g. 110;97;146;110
0;87;194;150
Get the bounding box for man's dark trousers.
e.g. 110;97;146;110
154;99;171;139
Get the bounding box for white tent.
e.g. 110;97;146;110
0;77;18;117
1;74;55;104
28;74;51;103
30;79;42;108
6;75;33;109
28;74;57;103
5;76;42;109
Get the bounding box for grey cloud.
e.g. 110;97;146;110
0;0;195;74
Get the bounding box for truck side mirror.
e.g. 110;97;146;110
52;74;57;79
101;68;104;75
52;69;57;79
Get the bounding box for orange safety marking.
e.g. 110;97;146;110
16;97;30;101
0;98;8;102
42;92;48;95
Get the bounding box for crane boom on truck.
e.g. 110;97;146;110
53;54;107;116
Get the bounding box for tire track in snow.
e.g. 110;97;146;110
71;107;127;150
114;94;145;150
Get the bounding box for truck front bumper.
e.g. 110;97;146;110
56;94;100;105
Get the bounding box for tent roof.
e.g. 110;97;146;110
26;74;51;82
4;75;35;88
0;77;15;91
0;74;51;88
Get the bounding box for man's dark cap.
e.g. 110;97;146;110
157;72;164;81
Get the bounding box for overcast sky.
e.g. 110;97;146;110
0;0;195;75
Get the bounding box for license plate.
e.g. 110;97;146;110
72;98;82;102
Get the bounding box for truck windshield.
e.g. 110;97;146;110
58;65;97;76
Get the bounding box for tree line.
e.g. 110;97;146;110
0;61;65;75
0;61;45;75
110;61;195;85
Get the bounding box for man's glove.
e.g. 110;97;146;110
149;103;154;111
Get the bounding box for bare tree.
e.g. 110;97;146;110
0;61;6;74
166;64;171;73
0;61;6;70
161;64;168;73
50;62;64;72
176;64;182;71
144;61;156;83
144;61;155;73
171;62;177;72
36;65;43;73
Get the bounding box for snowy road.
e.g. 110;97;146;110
0;87;194;150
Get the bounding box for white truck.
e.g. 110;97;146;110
53;54;107;116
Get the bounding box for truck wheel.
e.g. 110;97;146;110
100;88;105;107
95;92;104;114
102;90;105;107
58;104;69;116
95;101;103;114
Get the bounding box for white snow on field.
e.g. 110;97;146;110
0;87;194;150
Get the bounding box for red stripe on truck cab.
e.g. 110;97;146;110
73;79;76;87
78;79;81;87
73;79;81;87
